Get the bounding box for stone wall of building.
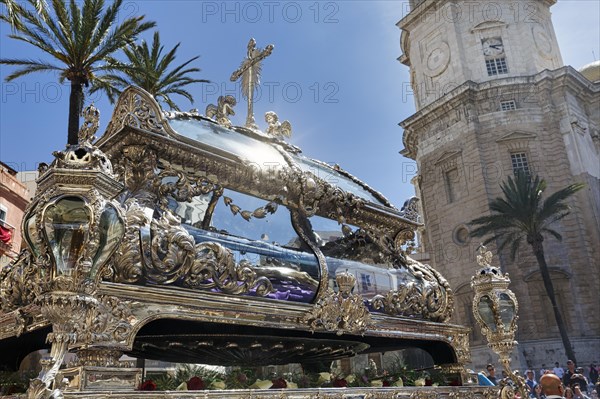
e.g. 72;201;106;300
398;0;599;372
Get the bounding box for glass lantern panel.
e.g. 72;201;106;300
91;205;125;278
498;292;516;332
477;295;497;332
43;197;90;277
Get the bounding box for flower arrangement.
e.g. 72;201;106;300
137;359;457;391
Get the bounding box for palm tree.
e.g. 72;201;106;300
0;0;155;145
91;31;208;110
469;171;584;363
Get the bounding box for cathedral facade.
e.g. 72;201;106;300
398;0;599;369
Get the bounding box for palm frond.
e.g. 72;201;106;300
538;182;585;223
0;58;62;80
468;171;582;259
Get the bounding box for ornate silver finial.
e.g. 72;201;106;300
265;111;292;138
205;95;237;128
78;103;100;145
476;244;494;267
230;38;274;129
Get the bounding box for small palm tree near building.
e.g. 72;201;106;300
91;31;209;111
469;170;584;364
0;0;155;145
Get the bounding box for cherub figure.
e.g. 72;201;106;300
265;111;292;139
476;244;494;267
205;95;237;128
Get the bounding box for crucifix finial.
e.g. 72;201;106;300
230;38;274;129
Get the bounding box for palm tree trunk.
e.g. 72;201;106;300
531;240;577;363
68;80;84;145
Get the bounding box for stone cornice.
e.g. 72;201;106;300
400;66;600;159
397;0;556;31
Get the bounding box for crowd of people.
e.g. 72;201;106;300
481;360;600;398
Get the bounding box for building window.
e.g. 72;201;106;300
486;58;508;76
500;100;517;111
453;225;471;246
444;168;459;203
511;153;530;175
360;273;372;292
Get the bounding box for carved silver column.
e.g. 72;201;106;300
471;245;528;399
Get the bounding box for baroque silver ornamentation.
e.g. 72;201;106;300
108;199;149;283
369;258;453;322
399;197;420;223
409;391;437;399
104;86;169;138
0;250;41;312
141;210;273;296
186;241;273;296
78;103;100;145
222;195;280;221
305;271;372;336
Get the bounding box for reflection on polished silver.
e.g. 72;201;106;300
205;95;237;128
265;111;292;139
230;38;274;129
471;245;528;399
305;271;372;336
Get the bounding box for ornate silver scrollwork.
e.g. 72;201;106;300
113;145;159;205
205;95;237;128
108;199;149;283
449;331;472;365
0;250;41;312
153;168;220;210
186;241;273;296
78;103;100;145
369;259;453;322
146;211;196;284
104;87;168;138
305;271;372;336
141;210;273;296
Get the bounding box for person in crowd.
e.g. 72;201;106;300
527;370;540;397
533;383;546;399
540;365;547;380
570;370;589;394
565;387;575;399
573;384;590;399
564;360;577;386
589;364;598;385
487;364;498;385
540;373;567;399
554;362;566;379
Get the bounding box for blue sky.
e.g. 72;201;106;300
1;0;599;208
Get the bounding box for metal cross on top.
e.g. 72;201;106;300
230;38;274;129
